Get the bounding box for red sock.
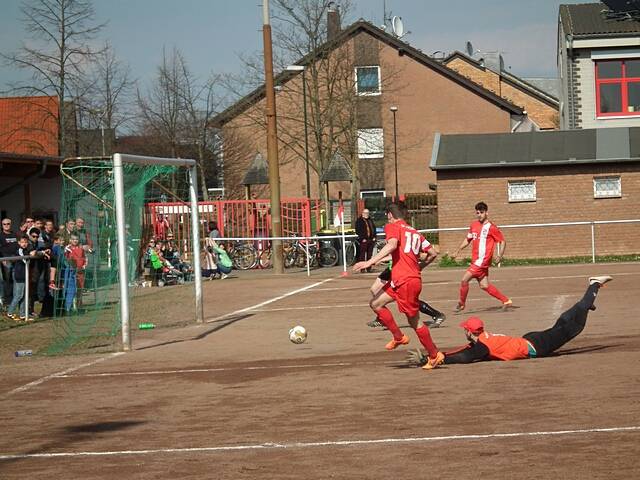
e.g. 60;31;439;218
485;284;509;303
459;282;470;305
376;307;403;340
415;325;438;358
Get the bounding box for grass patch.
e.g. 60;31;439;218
438;253;640;268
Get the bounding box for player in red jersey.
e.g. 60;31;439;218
353;203;444;370
452;202;512;312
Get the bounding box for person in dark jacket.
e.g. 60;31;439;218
355;209;376;272
0;217;19;307
6;235;36;320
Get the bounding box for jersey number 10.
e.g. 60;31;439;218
403;232;422;255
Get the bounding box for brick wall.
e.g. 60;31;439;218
221;30;514;199
446;57;558;130
436;163;640;258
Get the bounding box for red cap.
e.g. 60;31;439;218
459;316;484;334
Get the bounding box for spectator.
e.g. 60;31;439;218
208;221;221;240
210;242;232;279
355;208;376;272
0;217;18;308
38;220;55;307
154;213;171;240
202;241;217;279
6;235;36;321
19;216;34;235
63;233;87;311
75;217;93;251
58;219;76;245
26;227;42;316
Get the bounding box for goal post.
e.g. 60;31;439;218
113;153;203;351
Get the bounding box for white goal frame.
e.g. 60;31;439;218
113;153;203;351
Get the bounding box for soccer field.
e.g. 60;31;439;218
1;263;639;479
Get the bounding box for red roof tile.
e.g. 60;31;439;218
0;96;59;156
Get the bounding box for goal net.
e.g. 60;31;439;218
41;154;203;355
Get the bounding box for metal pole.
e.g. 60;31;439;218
113;153;131;351
189;165;204;323
304;237;310;277
263;0;284;274
302;68;311;199
24;259;29;322
392;110;398;199
591;222;596;263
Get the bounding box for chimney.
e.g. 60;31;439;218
327;3;341;41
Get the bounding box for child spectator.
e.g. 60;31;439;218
6;235;36;321
63;233;87;310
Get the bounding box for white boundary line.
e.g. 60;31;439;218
1;425;638;460
58;360;396;378
5;352;125;396
205;277;335;323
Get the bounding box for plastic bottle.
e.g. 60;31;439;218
15;350;33;357
138;323;156;330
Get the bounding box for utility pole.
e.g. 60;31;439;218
263;0;284;274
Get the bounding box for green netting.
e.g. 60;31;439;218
44;160;181;354
0;157;200;357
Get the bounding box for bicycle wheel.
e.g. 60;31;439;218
318;245;339;267
258;248;272;268
232;245;257;270
345;241;357;266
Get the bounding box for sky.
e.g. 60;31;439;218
0;0;588;94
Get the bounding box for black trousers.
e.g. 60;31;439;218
523;284;599;357
357;238;374;263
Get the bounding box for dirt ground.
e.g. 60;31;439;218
1;262;639;479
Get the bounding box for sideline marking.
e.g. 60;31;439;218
1;425;638;460
58;360;397;378
551;295;570;318
205;277;335;323
5;352;124;396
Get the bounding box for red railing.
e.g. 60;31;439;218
145;198;324;252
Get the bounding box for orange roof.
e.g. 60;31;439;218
0;96;59;156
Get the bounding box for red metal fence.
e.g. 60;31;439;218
145;198;324;253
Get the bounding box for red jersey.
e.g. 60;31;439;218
384;220;432;287
64;245;87;270
477;332;530;361
467;220;504;269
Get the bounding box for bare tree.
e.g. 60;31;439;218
137;47;187;159
137;47;223;198
85;42;135;133
2;0;105;157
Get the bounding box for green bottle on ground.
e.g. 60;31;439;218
138;323;156;330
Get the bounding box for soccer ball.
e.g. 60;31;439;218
289;325;308;344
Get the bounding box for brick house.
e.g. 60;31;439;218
442;51;560;130
431;127;640;258
213;17;531;206
0;96;63;222
559;2;640;129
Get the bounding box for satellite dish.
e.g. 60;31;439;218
466;41;474;57
499;54;505;72
391;16;404;37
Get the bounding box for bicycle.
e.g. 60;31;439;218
226;241;258;270
285;236;339;268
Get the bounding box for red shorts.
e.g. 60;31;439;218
467;264;489;280
383;277;422;317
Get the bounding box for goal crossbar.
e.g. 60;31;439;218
113;153;203;351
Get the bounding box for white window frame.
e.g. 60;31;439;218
593;176;622;198
357;128;384;159
360;190;386;199
355;66;381;96
508;180;537;203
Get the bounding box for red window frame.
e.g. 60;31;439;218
595;59;640;117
